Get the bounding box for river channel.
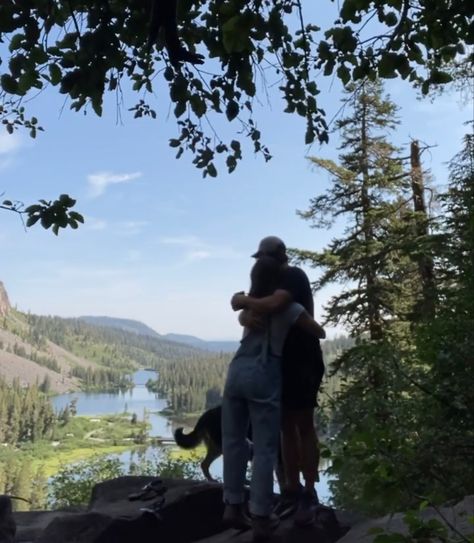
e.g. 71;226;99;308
52;370;332;503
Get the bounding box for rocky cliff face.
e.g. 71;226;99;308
0;282;11;317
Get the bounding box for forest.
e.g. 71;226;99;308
289;80;473;514
2;306;349;414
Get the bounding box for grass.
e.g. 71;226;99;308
30;445;132;477
1;414;151;478
168;445;206;462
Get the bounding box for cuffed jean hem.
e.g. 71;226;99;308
249;499;273;517
223;491;246;505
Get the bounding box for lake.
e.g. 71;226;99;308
52;370;333;503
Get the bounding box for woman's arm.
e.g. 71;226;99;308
238;309;265;330
231;289;292;314
295;311;326;339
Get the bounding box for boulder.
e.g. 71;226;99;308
14;511;81;543
0;496;15;543
194;504;345;543
9;477;350;543
35;512;113;543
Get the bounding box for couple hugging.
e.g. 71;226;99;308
222;236;326;541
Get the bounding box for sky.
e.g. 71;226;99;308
0;4;471;340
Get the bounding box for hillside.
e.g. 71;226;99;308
162;333;239;353
0;283;223;394
79;316;239;353
0;281;352;402
79;316;162;339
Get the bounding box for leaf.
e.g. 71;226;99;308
430;70;453;84
26;215;40;227
230;140;241;153
69;211;84;223
305;126;315;145
174;101;186;118
59;194;75;207
25;204;42;213
190;94;206;117
49;63;62;85
164;66;174;82
91;94;103;116
384;12;398;26
222;15;252;54
9;33;24;52
226;100;239;121
1;73;19;94
337;64;351;85
207;163;217;177
378;53;398;78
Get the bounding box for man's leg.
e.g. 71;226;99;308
281;408;302;492
293;407;320;527
294;408;319;491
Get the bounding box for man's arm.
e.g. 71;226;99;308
295;311;326;339
231;289;292;314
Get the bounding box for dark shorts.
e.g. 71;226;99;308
281;360;324;410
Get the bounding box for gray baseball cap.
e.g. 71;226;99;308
252;236;287;259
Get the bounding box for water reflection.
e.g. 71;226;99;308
52;370;333;503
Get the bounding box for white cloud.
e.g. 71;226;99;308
161;235;201;246
84;217;108;231
159;235;242;262
187;250;211;261
118;220;149;235
87;171;142;197
0;133;22;170
0;132;22;155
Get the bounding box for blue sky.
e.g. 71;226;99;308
0;5;470;339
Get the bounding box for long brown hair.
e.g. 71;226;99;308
249;256;282;298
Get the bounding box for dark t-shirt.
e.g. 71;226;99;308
279;266;323;367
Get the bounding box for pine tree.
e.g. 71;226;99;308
295;80;427;513
409;131;474;501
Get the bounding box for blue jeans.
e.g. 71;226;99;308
222;335;281;517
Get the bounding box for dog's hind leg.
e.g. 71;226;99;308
201;440;221;482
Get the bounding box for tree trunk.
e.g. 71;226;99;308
410;140;435;319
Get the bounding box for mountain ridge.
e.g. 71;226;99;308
79;316;239;352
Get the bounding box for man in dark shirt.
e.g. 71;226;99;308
231;236;325;526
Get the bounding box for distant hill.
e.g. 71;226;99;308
79;316;239;353
163;333;239;353
80;316;161;339
0;293;223;394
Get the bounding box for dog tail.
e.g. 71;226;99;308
174;426;203;449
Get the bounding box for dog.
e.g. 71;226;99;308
174;405;284;487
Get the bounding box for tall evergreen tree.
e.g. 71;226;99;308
410;131;474;502
294;81;429;513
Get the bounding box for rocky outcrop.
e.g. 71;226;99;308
13;478;345;543
11;479;473;543
0;282;10;317
0;496;16;543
